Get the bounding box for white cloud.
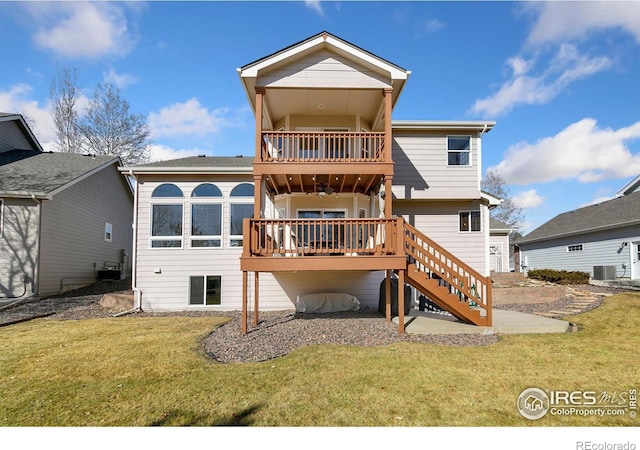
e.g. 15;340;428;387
580;196;615;208
525;1;640;46
305;1;324;16
512;189;544;209
147;144;204;163
491;118;640;185
424;19;445;34
471;44;612;116
103;69;137;89
148;98;230;139
25;3;137;59
0;83;55;148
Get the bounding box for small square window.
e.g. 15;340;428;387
189;275;221;306
104;222;113;242
459;211;481;232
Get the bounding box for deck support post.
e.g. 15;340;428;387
398;269;405;334
241;271;248;334
254;271;259;326
385;270;391;322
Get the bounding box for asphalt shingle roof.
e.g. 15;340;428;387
129;155;254;169
518;191;640;244
0;150;117;196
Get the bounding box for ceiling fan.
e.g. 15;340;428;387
315;182;335;197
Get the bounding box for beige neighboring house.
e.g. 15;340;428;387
0;113;134;297
490;217;515;273
122;32;500;332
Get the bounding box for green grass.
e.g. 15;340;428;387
1;293;638;426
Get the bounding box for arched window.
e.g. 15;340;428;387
229;183;254;247
152;183;184;198
190;184;223;248
150;183;183;248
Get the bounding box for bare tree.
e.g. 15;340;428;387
77;82;151;165
50;67;83;153
481;168;525;230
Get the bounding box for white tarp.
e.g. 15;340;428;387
296;292;361;313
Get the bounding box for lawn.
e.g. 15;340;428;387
0;292;638;427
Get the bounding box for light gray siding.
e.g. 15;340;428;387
0;198;40;297
394;200;489;275
258;49;389;89
519;224;640;279
0;120;36;153
38;164;133;294
392;131;481;200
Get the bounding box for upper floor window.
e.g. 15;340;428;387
229;183;254;247
459;210;481;232
191;183;223;248
448;136;471;166
567;244;583;252
151;183;183;248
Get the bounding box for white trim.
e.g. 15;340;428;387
0;198;3;238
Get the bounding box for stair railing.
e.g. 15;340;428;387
402;221;492;321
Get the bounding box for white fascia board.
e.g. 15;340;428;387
120;166;253;176
616;175;640;197
0;191;48;199
393;121;496;131
481;191;502;207
47;158;121;200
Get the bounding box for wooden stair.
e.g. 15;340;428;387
405;263;488;326
402;222;492;327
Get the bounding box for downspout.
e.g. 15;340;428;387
116;170;142;315
33;193;42;296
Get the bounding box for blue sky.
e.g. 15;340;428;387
1;1;640;235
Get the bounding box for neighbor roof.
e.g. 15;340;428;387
121;155;254;175
490;217;514;233
517;191;640;245
0;150;120;198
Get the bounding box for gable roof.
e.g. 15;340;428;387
490;217;514;233
0;113;44;153
121;155;254;175
0;150;121;199
517;191;640;245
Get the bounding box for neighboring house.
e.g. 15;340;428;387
122;32;498;332
517;176;640;280
0;113;134;297
489;217;515;273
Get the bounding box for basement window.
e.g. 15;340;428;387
189;275;221;306
567;244;584;252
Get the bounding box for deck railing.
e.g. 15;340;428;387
260;131;386;163
245;218;399;257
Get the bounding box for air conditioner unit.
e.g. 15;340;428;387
593;265;616;280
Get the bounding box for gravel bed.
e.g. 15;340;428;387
203;309;498;363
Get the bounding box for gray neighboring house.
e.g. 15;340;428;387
0;113;133;297
516;179;640;280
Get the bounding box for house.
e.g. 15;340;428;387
517;176;640;281
490;217;515;273
0;113;134;297
122;32;498;333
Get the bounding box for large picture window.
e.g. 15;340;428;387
229;183;254;247
151;183;183;248
459;210;481;232
448;136;471;166
191;183;222;248
189;275;221;306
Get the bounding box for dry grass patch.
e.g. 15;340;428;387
1;293;638;426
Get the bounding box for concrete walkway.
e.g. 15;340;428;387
393;309;571;335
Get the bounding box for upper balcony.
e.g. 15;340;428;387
255;130;392;196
